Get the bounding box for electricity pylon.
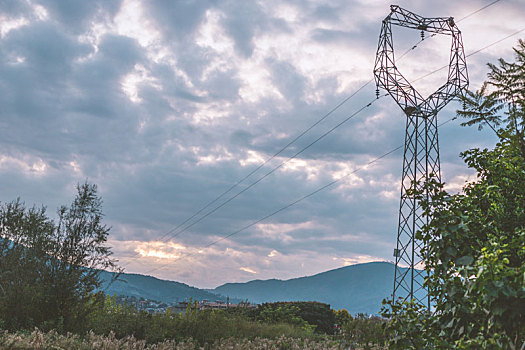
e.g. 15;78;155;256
373;5;468;307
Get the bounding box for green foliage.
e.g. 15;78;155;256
336;313;387;349
0;183;119;332
253;301;335;334
258;304;309;327
0;184;353;346
0;201;55;330
334;308;353;327
459;38;525;160
85;295;320;345
382;300;436;349
383;40;525;350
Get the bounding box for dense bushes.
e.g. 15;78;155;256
85;296;322;345
333;312;388;349
247;301;336;334
84;296;390;347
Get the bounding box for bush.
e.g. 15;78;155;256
251;301;336;334
85;295;320;345
336;313;387;349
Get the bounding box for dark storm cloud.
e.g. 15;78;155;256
266;58;307;103
220;1;263;57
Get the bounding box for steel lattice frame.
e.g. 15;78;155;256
373;5;468;307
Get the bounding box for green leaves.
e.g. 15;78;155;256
455;255;474;266
458;83;503;131
384;40;525;349
0;182;120;332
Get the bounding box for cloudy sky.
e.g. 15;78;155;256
1;0;524;288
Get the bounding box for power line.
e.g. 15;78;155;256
120;83;372;264
457;0;502;22
162;97;382;236
121;33;447;266
137;23;525;274
466;27;525;58
120;95;383;264
156;80;372;243
141;113;459;275
413;26;525;84
121;1;513;268
141;144;404;275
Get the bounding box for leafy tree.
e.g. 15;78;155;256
44;183;121;331
0;201;55;329
255;301;335;334
339;314;387;349
334;308;353;328
384;40;525;349
459;39;525;160
0;182;120;332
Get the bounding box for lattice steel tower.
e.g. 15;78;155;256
373;6;468;306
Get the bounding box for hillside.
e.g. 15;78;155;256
213;261;423;314
99;262;423;314
99;270;230;303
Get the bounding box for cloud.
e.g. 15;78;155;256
239;267;257;274
0;0;523;288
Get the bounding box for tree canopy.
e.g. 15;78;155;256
0;182;120;332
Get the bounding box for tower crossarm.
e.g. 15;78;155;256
374;6;468;118
388;5;457;35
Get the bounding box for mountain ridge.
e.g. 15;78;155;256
99;270;233;303
100;261;422;314
212;261;403;314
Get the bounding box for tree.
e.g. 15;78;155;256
334;308;353;328
45;182;121;331
459;39;525;160
384;40;525;349
0;201;55;329
255;301;335;334
0;182;120;331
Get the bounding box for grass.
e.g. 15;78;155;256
0;328;344;349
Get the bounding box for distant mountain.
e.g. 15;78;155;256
98;262;422;315
99;271;231;304
212;262;423;314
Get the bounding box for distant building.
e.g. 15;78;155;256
113;294;257;314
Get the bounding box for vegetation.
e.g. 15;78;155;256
0;328;342;350
336;313;388;350
384;40;525;349
248;301;336;334
1;182;387;348
3;39;523;350
86;296;325;345
0;182;120;332
0;302;388;349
